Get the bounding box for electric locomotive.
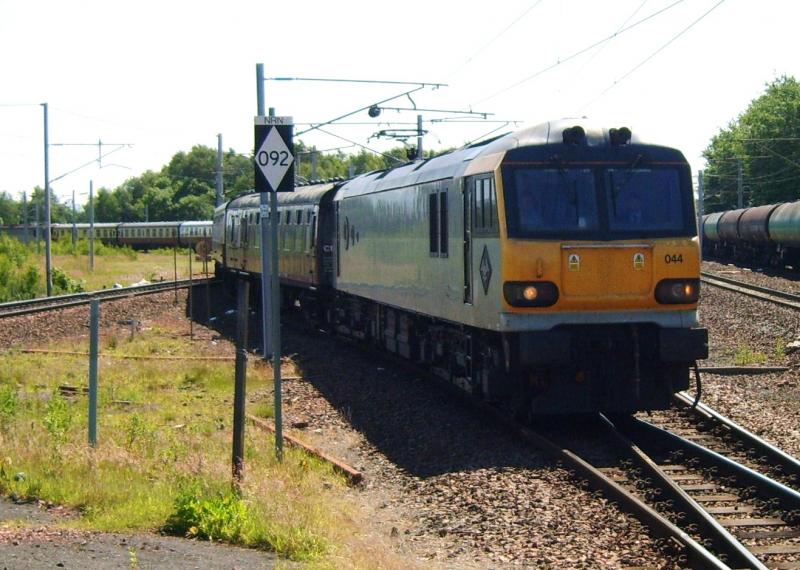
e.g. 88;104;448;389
213;119;708;415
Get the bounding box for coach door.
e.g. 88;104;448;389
463;178;473;305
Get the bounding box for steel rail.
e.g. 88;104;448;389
626;417;800;512
700;271;800;309
618;415;800;568
0;279;213;318
674;392;800;483
601;414;766;569
471;405;728;569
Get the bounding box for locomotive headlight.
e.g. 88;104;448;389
504;281;559;307
655;279;700;305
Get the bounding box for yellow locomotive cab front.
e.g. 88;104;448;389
502;238;701;313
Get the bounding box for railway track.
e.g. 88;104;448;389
285;303;800;566
701;270;800;310
0;278;214;318
484;398;800;569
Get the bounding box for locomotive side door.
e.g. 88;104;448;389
463;178;473;305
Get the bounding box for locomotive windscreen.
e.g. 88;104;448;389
606;169;684;232
503;165;692;239
508;169;600;234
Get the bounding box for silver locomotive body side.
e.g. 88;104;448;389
334;152;504;332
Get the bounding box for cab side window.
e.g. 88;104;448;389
473;176;498;237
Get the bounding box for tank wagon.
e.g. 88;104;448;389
214;120;708;416
702;201;800;267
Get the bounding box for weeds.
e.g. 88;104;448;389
734;345;768;366
165;481;250;542
123;414;154;450
0;386;19;430
253;401;275;420
775;338;787;359
42;393;74;441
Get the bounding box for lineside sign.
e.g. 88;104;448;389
254;116;294;192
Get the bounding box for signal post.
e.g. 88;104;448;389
254;90;294;459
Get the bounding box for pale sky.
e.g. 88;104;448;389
0;0;796;208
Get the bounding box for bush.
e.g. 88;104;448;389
0;235;40;302
51;267;84;294
52;236;138;260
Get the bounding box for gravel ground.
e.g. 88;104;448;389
697;260;800;463
0;290;196;351
0;520;282;570
277;329;677;568
704;259;800;295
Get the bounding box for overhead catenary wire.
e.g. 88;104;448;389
311;127;406;164
462;123;514;148
472;0;687;106
50;145;130;184
563;0;650;88
446;0;545;80
578;0;727;111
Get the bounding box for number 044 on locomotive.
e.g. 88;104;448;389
212;119;708;415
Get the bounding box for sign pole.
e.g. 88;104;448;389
232;279;250;486
257;64;272;360
270;186;283;459
254;65;293;460
88;299;100;446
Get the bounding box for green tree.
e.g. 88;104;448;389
93;187;122;222
175;194;214;220
703;76;800;211
4;141;433;223
0;192;20;225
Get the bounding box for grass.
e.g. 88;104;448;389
7;235;211;295
0;324;406;568
41;246;209;291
